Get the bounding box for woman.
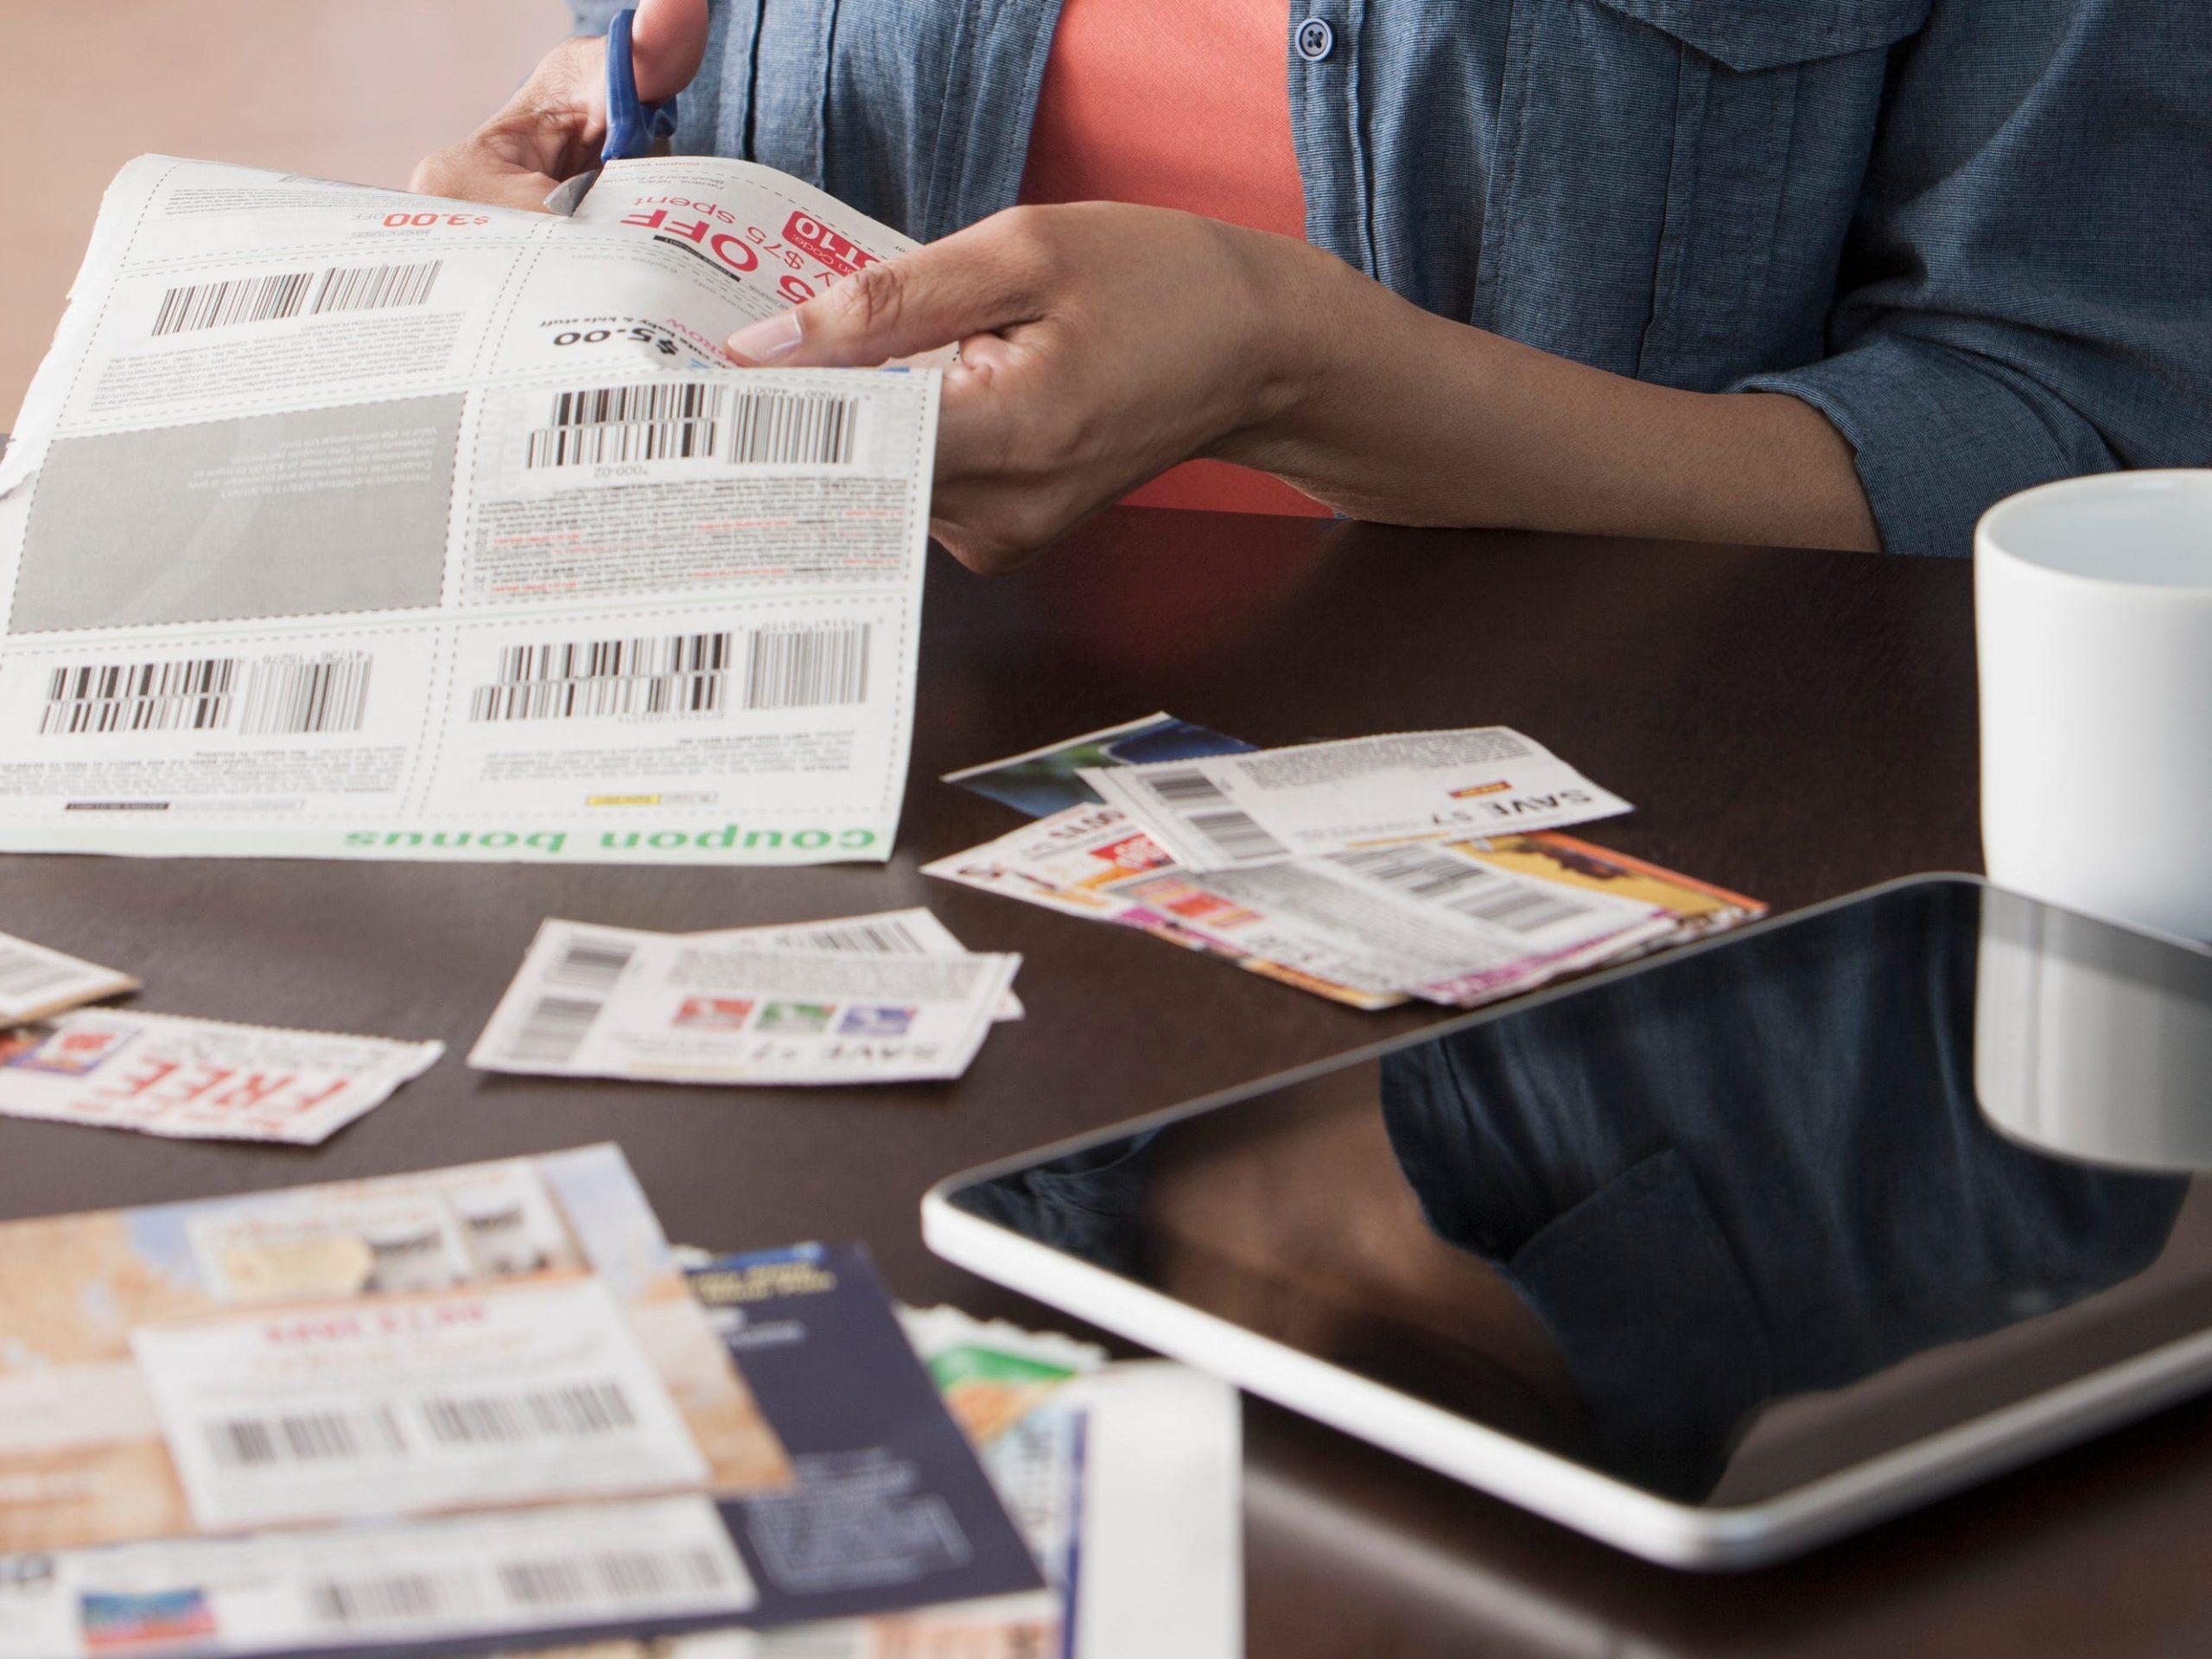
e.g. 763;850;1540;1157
416;0;2209;573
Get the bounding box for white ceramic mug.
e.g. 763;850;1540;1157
1977;470;2212;943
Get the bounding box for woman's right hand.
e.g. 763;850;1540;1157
410;0;709;212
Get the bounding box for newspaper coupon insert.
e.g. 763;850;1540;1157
1082;728;1632;872
0;155;938;864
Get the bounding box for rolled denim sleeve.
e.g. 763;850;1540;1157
1735;0;2212;557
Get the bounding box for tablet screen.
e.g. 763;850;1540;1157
943;878;2212;1507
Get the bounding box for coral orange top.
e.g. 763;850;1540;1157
1019;0;1332;517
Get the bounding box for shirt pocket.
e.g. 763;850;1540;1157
1471;0;1929;390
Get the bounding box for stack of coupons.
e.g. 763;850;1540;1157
0;927;442;1143
0;1149;1068;1658
0;1148;1235;1657
926;715;1764;1011
484;1303;1242;1659
471;909;1020;1084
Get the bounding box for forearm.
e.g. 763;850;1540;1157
1226;241;1881;553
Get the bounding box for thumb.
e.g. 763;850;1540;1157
724;228;1041;366
629;0;709;103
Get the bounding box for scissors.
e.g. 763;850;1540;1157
543;7;679;217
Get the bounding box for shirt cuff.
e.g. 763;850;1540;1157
1733;333;2118;559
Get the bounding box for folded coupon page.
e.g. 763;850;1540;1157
0;1008;440;1142
1081;728;1632;871
0;155;938;864
473;920;1020;1084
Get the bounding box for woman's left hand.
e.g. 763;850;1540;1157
725;203;1313;574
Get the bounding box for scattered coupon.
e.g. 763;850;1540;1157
0;1496;759;1659
1082;727;1632;871
0;1009;440;1143
0;1146;791;1560
932;716;1763;1012
134;1275;711;1532
943;711;1255;817
920;803;1409;1009
473;925;1020;1084
686;1243;1043;1623
871;1309;1242;1659
0;929;137;1023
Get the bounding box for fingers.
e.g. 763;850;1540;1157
410;153;571;213
630;0;711;102
928;482;1097;575
928;369;1103;575
726;208;1057;366
409;36;601;208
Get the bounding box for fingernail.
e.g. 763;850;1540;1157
728;309;802;363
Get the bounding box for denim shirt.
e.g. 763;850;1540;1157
580;0;2212;557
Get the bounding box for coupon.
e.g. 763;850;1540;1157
0;1145;791;1558
0;1009;440;1143
0;1496;756;1659
1169;839;1674;1005
472;932;1020;1084
469;910;1018;1083
1081;728;1632;871
923;804;1671;1007
133;1277;709;1532
0;930;137;1024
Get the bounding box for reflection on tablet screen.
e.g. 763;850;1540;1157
950;880;2212;1508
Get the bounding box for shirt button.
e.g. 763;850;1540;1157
1295;16;1335;60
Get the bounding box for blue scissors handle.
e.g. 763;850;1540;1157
602;7;679;165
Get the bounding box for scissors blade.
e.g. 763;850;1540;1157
543;168;601;218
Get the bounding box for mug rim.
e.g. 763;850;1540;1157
1976;469;2212;594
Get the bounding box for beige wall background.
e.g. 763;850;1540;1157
0;0;568;424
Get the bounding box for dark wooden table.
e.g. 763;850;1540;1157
16;506;2196;1656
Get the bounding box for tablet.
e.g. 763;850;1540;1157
923;874;2212;1567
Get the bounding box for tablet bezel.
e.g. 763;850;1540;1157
920;873;2212;1568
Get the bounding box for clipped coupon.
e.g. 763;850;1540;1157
1082;728;1631;871
0;1009;441;1143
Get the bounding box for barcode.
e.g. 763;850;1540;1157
307;1571;477;1628
507;994;603;1065
419;1379;637;1445
1332;845;1597;934
1137;769;1287;862
468;625;871;721
522;384;860;468
41;658;237;734
207;1405;404;1468
728;388;857;465
497;1545;734;1607
526;383;723;468
798;918;927;954
741;622;870;710
549;938;638;992
0;946;77;1001
470;632;730;722
239;652;372;736
150;261;442;335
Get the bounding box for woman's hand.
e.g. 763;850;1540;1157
727;203;1324;574
410;0;709;212
728;199;1880;568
